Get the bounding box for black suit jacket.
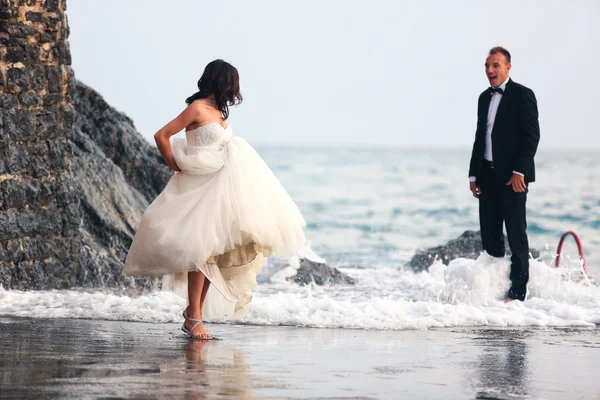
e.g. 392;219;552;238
468;79;540;184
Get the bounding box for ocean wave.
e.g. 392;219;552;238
1;255;597;330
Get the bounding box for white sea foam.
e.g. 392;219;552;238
1;255;597;330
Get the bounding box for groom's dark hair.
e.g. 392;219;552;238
489;46;511;64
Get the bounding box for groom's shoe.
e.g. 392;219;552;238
506;287;526;302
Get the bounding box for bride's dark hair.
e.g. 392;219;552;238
185;59;242;120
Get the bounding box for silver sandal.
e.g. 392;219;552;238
182;308;213;340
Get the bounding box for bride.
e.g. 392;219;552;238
124;60;306;339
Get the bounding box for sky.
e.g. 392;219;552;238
67;0;600;149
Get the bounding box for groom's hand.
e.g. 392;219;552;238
470;182;481;198
506;173;526;193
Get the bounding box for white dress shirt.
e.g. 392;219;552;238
469;77;523;182
484;77;509;162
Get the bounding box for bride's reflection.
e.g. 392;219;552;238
474;330;530;400
183;338;256;399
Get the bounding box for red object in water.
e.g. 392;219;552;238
555;231;587;274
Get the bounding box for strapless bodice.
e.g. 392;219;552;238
185;122;233;147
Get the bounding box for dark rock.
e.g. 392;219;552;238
61;202;80;236
48;140;69;171
19;92;42;107
57;40;71;65
0;210;19;240
43;259;76;288
25;11;45;23
15;261;33;289
29;140;49;156
0;263;12;288
15;109;34;141
43;93;63;106
0;0;83;291
54;172;76;207
36;31;55;44
70;103;161;288
25;43;40;63
5;239;22;262
46;0;60;12
74;81;172;203
29;67;45;92
0;94;18;108
3;23;36;38
0;36;27;47
45;17;60;31
39;179;54;207
1;179;27;209
6;67;29;93
25;179;41;209
31;156;50;178
405;230;541;272
60;104;74;130
4;45;27;64
278;257;355;286
0;2;178;292
4;143;30;173
4;109;34;141
16;209;62;237
1;110;17;139
46;66;62;93
21;238;40;261
259;255;355;286
65;67;75;101
35;110;59;138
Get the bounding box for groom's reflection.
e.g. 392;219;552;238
474;330;529;399
183;338;256;399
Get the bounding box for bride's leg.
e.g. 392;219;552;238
198;257;216;317
185;271;211;338
199;279;211;314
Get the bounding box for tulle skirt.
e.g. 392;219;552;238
124;136;306;316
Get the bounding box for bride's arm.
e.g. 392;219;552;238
154;104;200;171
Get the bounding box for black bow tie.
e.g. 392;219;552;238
490;87;504;95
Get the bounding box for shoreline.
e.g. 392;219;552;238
1;317;598;399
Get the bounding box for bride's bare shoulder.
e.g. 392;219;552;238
187;98;210;111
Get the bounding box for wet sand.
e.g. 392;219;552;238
0;316;598;399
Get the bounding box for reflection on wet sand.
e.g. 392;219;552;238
472;330;530;400
184;338;255;399
0;317;259;399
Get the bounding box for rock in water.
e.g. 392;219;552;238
290;258;355;286
406;230;540;272
260;247;355;286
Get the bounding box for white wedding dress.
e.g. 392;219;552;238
124;122;306;316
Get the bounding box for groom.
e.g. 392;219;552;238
468;46;540;301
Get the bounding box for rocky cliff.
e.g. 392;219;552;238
72;81;170;289
1;0;80;289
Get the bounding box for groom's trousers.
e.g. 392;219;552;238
478;161;530;301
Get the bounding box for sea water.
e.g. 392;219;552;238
1;148;598;329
